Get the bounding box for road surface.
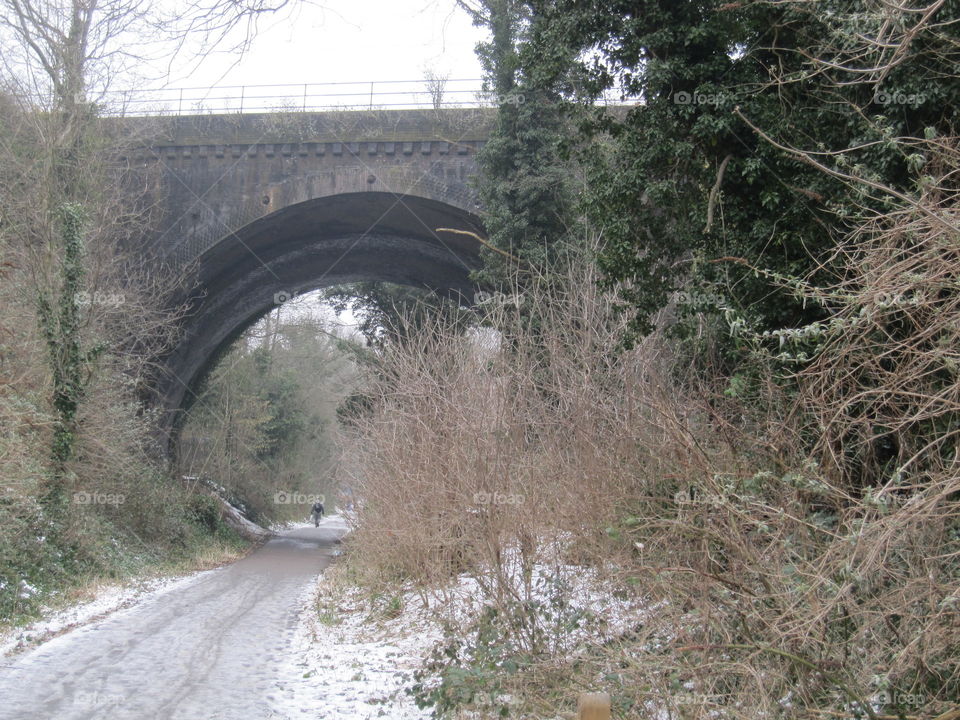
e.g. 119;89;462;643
0;521;345;720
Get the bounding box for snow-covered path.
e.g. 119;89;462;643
0;520;346;720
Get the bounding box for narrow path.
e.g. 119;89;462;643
0;521;345;720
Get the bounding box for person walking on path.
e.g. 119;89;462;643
310;500;324;527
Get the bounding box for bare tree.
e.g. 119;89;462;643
0;0;158;110
423;67;450;110
0;0;333;505
161;0;301;78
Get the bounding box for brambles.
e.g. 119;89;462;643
336;246;959;716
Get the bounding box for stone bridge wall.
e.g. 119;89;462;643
120;108;495;265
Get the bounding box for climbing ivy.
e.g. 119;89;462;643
35;204;104;508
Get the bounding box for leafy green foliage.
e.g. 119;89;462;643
410;570;598;717
178;312;356;522
520;0;960;351
251;350;306;460
411;605;530;717
186;493;224;534
465;0;582;292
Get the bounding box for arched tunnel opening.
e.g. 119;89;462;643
154;192;485;469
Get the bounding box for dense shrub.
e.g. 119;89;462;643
338;252;960;718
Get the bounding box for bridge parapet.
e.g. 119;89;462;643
128;107;495;146
121;109;495;266
99;78;490;116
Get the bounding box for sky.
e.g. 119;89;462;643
165;0;485;90
1;0;486;110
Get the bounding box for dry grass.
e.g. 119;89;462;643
336;234;959;717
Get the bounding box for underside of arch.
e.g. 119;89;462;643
154;191;484;449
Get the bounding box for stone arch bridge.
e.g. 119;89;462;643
121;108;494;447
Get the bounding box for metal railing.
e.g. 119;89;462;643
94;78;492;117
76;78;634;117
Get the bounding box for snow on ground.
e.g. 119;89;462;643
274;546;648;720
273;556;437;716
0;567;221;657
3;513;643;719
0;497;262;658
273;514;352;534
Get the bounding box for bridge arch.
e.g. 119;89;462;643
155;190;484;446
128;109;492;448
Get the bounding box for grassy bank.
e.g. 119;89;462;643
0;460;253;629
0;232;254;627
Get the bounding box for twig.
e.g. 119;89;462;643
435;227;525;263
704;154;732;233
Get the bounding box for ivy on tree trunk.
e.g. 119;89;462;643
35;203;102;509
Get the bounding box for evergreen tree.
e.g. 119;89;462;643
461;0;581;290
519;0;960;352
